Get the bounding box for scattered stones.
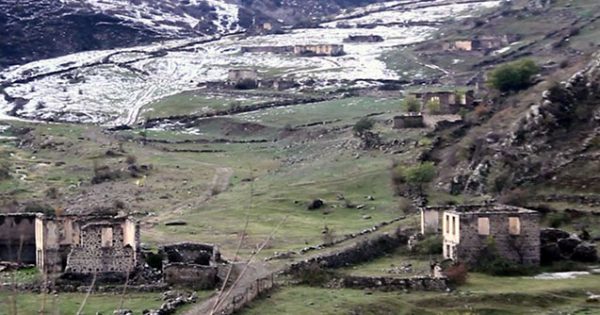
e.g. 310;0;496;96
362;215;372;220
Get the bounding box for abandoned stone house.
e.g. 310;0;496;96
421;204;541;266
393;113;424;129
241;44;344;57
293;44;345;57
343;34;384;43
443;35;520;53
241;46;294;54
227;69;259;89
0;212;140;276
407;88;475;114
161;242;224;289
228;69;258;83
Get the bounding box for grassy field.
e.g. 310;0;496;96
241;273;600;315
140;90;282;120
0;292;164;315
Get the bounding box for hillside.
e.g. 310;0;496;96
1;0;600;314
0;0;390;69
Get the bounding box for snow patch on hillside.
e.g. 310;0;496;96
60;0;240;34
0;0;502;125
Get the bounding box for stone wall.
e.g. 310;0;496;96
333;275;448;291
0;214;37;264
161;242;220;266
240;46;294;54
293;44;344;57
65;220;137;275
163;263;218;289
394;114;424;129
420;207;441;234
443;206;540;265
288;230;408;273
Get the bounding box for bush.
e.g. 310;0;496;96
392;162;436;194
293;262;333;286
488;59;539;92
353;117;374;136
426;98;442;114
402;96;421;112
24;202;55;215
547;211;571;228
413;235;443;255
0;162;10;180
474;237;537;276
45;187;59;199
445;263;469;285
125;155;137;165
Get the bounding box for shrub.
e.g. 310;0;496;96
474;236;537;276
125;155;137;165
293;262;333;286
547;211;571;228
413;235;443;255
445;263;469;285
353;117;374;136
24;202;55;215
488;59;539;92
402;96;421;112
404;162;436;186
392;162;436;194
0;162;10;180
473;104;490;118
426;98;442;114
45;187;59;199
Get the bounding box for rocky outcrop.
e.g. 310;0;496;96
510;53;600;147
540;228;598;264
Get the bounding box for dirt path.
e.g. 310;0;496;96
145;165;233;225
185;217;406;315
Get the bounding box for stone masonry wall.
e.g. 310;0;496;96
0;214;37;264
163;263;218;289
456;212;540;265
334;275;448;291
65;223;136;275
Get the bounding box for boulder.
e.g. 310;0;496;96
540;243;562;264
540;228;570;244
308;199;324;210
571;243;598;262
558;237;581;256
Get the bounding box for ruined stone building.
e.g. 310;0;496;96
422;204;540;266
407;88;475;114
161;242;223;289
0;213;37;265
228;69;259;89
228;69;258;83
293;44;345;57
0;213;140;276
443;35;520;53
343;35;384;43
241;44;344;57
393;113;424;129
241;46;294;54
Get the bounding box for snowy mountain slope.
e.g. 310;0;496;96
59;0;240;35
0;0;395;69
0;0;502;125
